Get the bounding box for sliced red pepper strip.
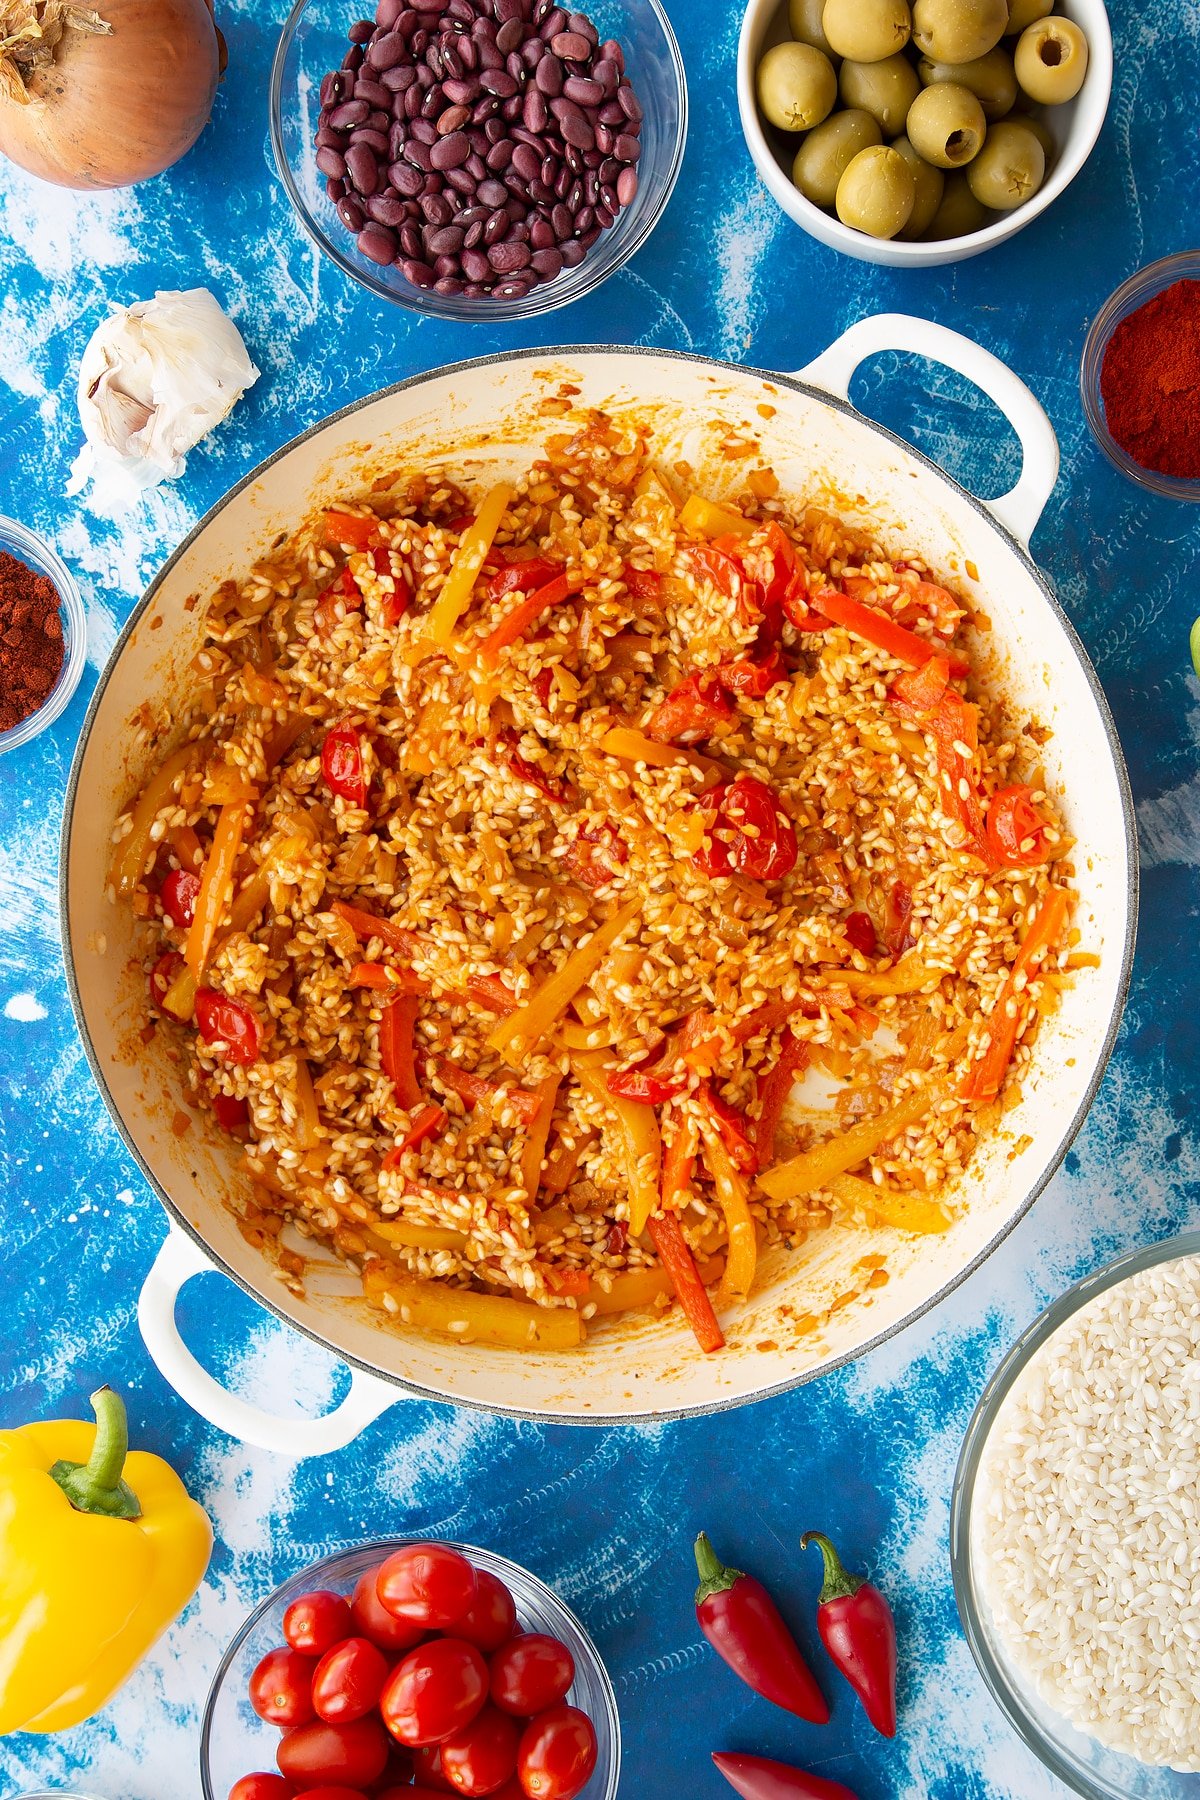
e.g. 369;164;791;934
321;723;368;808
883;878;914;955
754;1030;809;1162
381;1103;447;1168
380;993;422;1109
694;1533;829;1724
432;1057;543;1125
844;911;879;957
195;989;263;1066
712;1751;859;1800
623;562;662;602
478;571;576;669
545;1264;590;1297
465;973;520;1015
485;555;561;603
984;784;1053;868
660;1107;699;1207
349;961;429;995
801;1530;897;1738
325;509;378;550
607;1052;688;1105
211;1091;250;1131
814;587;968;676
647;1210;724;1354
314;564;362;634
892;687;988;855
959;887;1070;1102
331;900;423;957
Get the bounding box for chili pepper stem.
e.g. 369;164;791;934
49;1386;142;1520
801;1531;864;1604
694;1531;745;1604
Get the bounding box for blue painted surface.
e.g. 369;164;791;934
1;1;1198;1795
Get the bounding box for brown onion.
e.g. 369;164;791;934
0;0;223;189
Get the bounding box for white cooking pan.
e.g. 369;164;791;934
62;314;1137;1456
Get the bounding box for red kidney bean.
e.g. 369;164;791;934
346;142;380;192
486;138;514;170
368;29;408;68
349;18;373;41
560;236;585;265
465;150;487;178
461;246;490;279
477;35;504;68
392;161;425;195
534;50;563;94
428;130;469;167
496;16;523;52
356;76;393;108
410;116;437;142
337;194;365;229
480;66;518;96
458;34;478;69
358;222;397;261
616;165;637;205
591;56;617;94
522;35;545;65
356;127;392;153
378;0;405;26
383;63;418;91
539;7;567;38
402;256;435;284
437;102;470;133
342;43;365;69
421;191;455;223
329;97;369;128
316;145;348;177
496;0;525;17
550;30;589;58
617;83;641;122
564;75;602;105
435;276;465;293
427;223;465;253
594;122;613;153
367;192;409;225
320;70;345;105
500;94;523;119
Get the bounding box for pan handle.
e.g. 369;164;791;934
138;1229;401;1458
798;312;1060;545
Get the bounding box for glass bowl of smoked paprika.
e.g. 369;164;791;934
1081;250;1200;503
0;516;87;753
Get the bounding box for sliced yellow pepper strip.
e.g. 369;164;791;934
818;955;938;998
520;1074;561;1202
758;1081;943;1202
573;1057;662;1237
426;482;514;643
679;494;755;539
372;1221;469;1253
185;800;250;980
292;1056;321;1151
699;1123;757;1310
111;743;199;898
488;898;641;1062
362;1263;583;1349
826;1172;951;1235
598;726;714;777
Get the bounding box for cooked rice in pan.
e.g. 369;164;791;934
112;411;1084;1355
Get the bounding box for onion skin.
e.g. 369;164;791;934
0;0;221;190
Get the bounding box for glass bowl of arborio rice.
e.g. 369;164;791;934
952;1232;1200;1799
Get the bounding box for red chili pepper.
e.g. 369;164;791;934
712;1752;860;1800
693;1533;828;1724
801;1530;897;1738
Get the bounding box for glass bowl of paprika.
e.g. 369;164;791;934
1080;250;1200;503
0;516;88;753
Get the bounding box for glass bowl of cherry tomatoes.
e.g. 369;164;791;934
201;1538;620;1800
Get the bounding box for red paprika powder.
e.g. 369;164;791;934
0;548;65;733
1099;278;1200;479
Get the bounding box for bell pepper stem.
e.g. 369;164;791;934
801;1530;864;1604
49;1387;142;1521
694;1531;745;1605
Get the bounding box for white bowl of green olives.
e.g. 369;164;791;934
737;0;1112;263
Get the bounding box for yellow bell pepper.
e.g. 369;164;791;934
0;1386;212;1735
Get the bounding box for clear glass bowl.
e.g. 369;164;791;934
952;1231;1200;1800
268;0;687;321
1080;250;1200;502
200;1539;621;1799
0;516;87;755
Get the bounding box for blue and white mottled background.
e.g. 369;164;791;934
2;0;1199;1794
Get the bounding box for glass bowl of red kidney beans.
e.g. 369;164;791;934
269;0;685;318
201;1538;621;1799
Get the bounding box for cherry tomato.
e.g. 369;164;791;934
149;950;187;1017
380;1638;489;1747
410;1744;454;1790
195;989;264;1066
228;1778;296;1800
985;784;1052;868
287;1789;367;1799
454;1570;518;1655
350;1565;428;1653
644;672;734;745
283;1589;354;1658
561;820;627;891
844;910;879;957
376;1543;478;1629
277;1718;390;1789
161;866;201;929
438;1704;520;1797
516;1705;598;1800
249;1646;316;1727
322;722;368;808
693;777;797;883
717;644;788;698
311;1635;389;1724
489;1636;574;1719
211;1090;250;1130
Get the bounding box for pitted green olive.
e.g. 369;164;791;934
757;41;839;131
792;108;883;206
906;81;987;165
892;134;946;236
822;0;912;63
1014;15;1089;103
1004;0;1052;35
918;46;1017;118
839;51;921;134
923;168;991;236
965;116;1045;206
789;0;840;57
912;0;1008;64
835;142;917;235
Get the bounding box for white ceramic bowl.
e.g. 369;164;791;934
737;0;1113;266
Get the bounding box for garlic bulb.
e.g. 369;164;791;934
67;288;260;507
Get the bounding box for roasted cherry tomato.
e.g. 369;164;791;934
454;1569;518;1656
562;820;627;890
161;866;201;929
377;1543;478;1629
149;950;186;1017
694;777;797;883
645;672;734;745
285;1789;367;1800
322;722;368;808
211;1090;250;1131
844;910;879;957
195;988;264;1066
985;784;1052;868
249;1646;316;1727
276;1718;389;1790
283;1589;354;1658
489;1635;575;1718
410;1744;455;1790
228;1777;296;1800
502;739;574;806
440;1704;520;1796
380;1638;489;1747
312;1635;390;1724
717;644;788;699
350;1564;428;1653
515;1704;598;1800
883;878;914;955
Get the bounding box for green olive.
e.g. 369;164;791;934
892;134;946;236
839;52;921;134
835;142;917;235
922;167;991;236
965;116;1045;206
822;0;912;63
906;81;987;165
1014;15;1089;103
757;41;839;131
1011;106;1056;158
912;0;1008;64
918;46;1017;118
1004;0;1051;35
792;107;883;206
789;0;839;57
